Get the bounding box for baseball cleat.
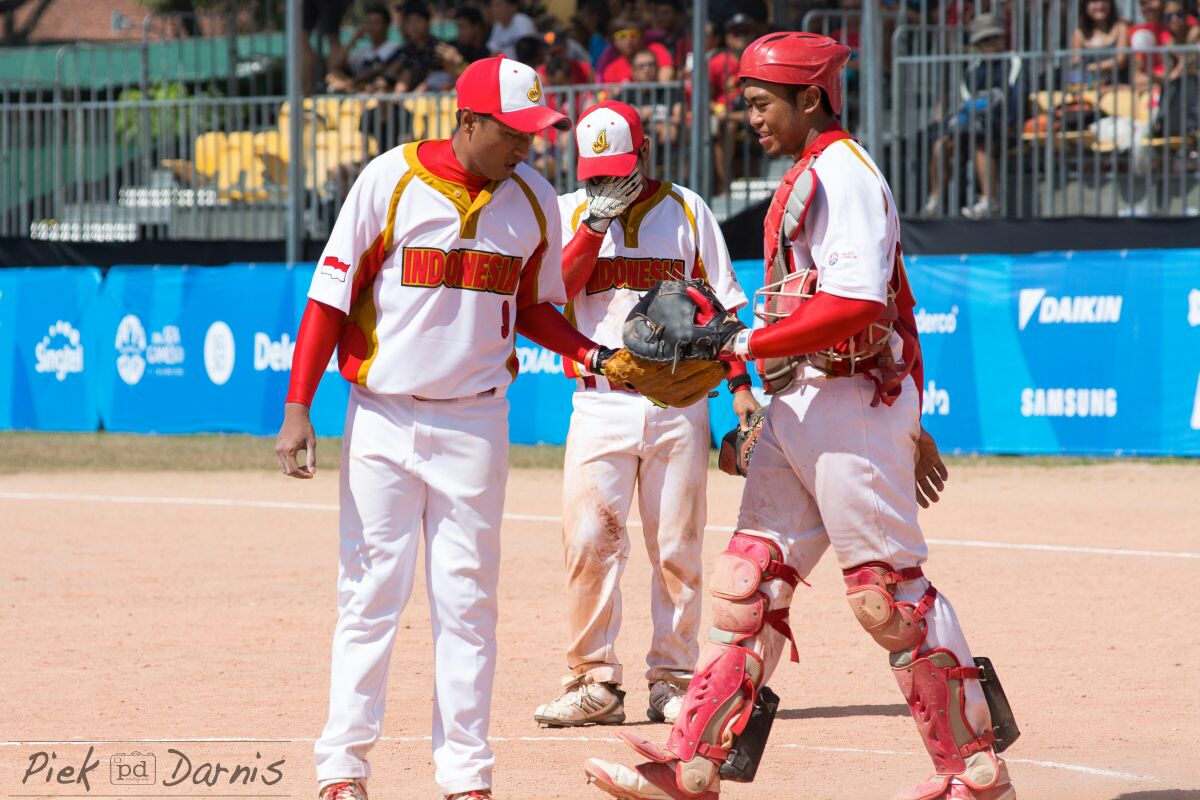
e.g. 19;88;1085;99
894;757;1016;800
646;680;684;724
584;758;719;800
445;791;492;799
534;678;626;727
317;779;367;800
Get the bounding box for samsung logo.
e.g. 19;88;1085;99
1021;387;1117;418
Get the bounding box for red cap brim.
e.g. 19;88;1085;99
493;105;572;134
577;151;639;180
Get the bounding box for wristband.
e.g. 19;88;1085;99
727;374;752;393
731;328;754;361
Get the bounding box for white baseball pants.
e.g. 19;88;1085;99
315;386;508;796
560;389;709;688
735;370;990;735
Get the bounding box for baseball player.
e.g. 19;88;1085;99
583;34;1018;800
275;56;621;800
532;101;758;729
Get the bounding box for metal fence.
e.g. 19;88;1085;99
0;82;695;244
891;45;1200;219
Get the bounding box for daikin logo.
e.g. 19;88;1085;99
516;345;561;375
1018;289;1123;330
1188;289;1200;327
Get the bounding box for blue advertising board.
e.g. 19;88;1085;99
2;250;1199;455
0;267;102;431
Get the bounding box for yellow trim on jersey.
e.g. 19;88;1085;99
618;180;674;248
666;189;708;282
509;173;547;240
401;141;501;240
350;169;416;385
839;140;890;215
570;201;588;232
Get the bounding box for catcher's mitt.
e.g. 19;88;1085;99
623;279;746;368
718;408;766;477
603;348;725;408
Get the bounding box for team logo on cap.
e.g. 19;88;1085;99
528;75;543;103
592;129;610;154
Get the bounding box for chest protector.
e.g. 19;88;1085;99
758;128;920;406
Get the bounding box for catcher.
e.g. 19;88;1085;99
532;100;759;730
583;33;1018;800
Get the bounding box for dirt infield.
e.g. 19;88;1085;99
2;460;1198;800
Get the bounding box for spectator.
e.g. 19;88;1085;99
488;0;538;57
710;10;766;193
622;47;683;146
1132;0;1198;85
326;4;400;93
647;0;691;69
1151;0;1200;135
386;1;450;92
514;34;547;68
599;16;674;83
925;13;1023;219
572;0;613;67
302;0;351;94
433;6;491;78
1071;0;1131;81
539;26;594;84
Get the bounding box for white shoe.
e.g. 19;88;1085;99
318;779;367;800
923;194;943;216
584;758;720;800
534;677;625;727
961;196;997;219
646;680;684;724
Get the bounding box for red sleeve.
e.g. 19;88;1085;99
563;225;605;299
748;292;884;359
652;42;674;67
286;299;345;406
515;302;596;364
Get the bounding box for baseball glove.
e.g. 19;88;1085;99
718;408;765;477
603;348;725;408
623;279;746;368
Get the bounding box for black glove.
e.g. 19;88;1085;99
623;279;747;368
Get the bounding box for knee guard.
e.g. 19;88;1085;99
618;534;801;796
892;647;1005;788
843;562;936;654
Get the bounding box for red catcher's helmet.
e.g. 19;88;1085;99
738;32;851;115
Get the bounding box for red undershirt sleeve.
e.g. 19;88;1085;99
748;292;884;360
562;225;606;299
725;359;751;392
286;299;345;406
515;302;597;364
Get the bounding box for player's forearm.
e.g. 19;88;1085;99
744;292;884;360
562;225;606;299
286;299;345;407
515;301;596;364
725;359;752;393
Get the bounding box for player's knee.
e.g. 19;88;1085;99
708;533;799;647
843;562;937;653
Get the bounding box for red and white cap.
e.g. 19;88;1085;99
575;101;644;180
456;55;571;133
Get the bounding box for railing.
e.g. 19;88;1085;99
0;82;699;243
890;45;1200;219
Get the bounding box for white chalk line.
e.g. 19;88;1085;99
3;491;1198;562
0;737;1159;783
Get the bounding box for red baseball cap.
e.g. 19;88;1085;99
456;55;571;133
575;101;644;180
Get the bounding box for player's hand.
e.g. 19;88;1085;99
583;172;643;232
732;389;761;428
276;402;317;479
584;345;618;376
914;426;949;508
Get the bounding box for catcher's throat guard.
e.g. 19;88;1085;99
975;656;1020;754
718;684;779;782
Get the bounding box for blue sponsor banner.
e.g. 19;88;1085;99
0;267;102;431
3;251;1200;455
93;264;295;434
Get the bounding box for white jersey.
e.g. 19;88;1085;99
557;181;745;378
793;138;900;305
309;141;565;399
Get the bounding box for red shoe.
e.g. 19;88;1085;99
584;758;719;800
317;780;366;800
894;754;1016;800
